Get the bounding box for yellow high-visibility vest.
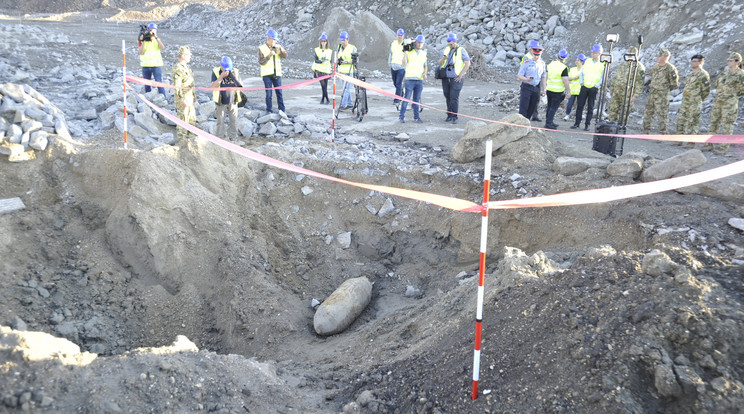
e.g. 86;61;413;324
404;49;427;79
582;59;604;88
259;44;282;77
337;44;357;74
441;45;466;76
212;67;242;105
546;60;568;93
569;66;581;95
311;47;333;74
140;40;163;67
390;40;404;66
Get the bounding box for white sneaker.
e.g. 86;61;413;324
563;115;570;121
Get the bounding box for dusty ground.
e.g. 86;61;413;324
1;14;744;414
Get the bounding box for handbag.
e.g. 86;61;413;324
237;91;247;108
435;67;447;79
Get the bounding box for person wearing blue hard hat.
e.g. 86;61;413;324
399;35;428;123
138;22;166;97
517;39;547;121
312;33;333;105
572;44;605;131
389;28;407;109
564;54;587;121
258;28;289;114
336;31;358;109
211;56;243;140
543;49;571;129
439;33;471;124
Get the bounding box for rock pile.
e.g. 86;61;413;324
0;83;73;161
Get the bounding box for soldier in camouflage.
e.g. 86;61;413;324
608;46;645;123
642;48;679;134
172;45;196;142
705;52;744;154
676;54;710;147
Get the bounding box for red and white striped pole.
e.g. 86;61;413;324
331;50;337;143
472;139;493;399
122;39;128;149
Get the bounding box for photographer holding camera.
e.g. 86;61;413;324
211;56;243;140
137;22;166;97
398;35;428;123
258;29;289;114
336;31;358;110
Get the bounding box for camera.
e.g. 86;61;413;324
351;52;359;65
402;38;414;52
139;24;153;42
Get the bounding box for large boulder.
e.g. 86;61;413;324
451;113;531;163
640;149;706;182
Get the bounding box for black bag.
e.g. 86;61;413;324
435;67;447;79
592;120;624;157
237;91;247;108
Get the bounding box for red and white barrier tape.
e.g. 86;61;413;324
124;80;744;213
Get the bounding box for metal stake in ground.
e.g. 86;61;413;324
122;40;128;149
472;139;493;399
331;51;337;143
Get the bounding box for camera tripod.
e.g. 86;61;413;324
335;56;368;122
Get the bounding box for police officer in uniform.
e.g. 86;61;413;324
517;41;546;121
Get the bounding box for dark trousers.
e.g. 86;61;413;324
391;68;405;103
565;94;577;116
315;71;329;102
142;66;166;96
574;86;598;127
545;91;565;126
262;75;285;113
441;78;464;120
519;83;540;120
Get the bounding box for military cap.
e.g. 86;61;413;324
178;45;191;57
657;48;670;57
729;52;742;61
628;46;638;54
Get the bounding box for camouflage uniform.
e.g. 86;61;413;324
676;68;710;136
608;52;645;122
172;46;196;142
643;49;679;134
709;65;744;134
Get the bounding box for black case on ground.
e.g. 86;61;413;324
593;120;624;157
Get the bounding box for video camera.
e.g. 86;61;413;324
402;38;414;52
350;52;359;65
139;24;154;42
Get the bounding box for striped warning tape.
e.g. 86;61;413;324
124;80;744;213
